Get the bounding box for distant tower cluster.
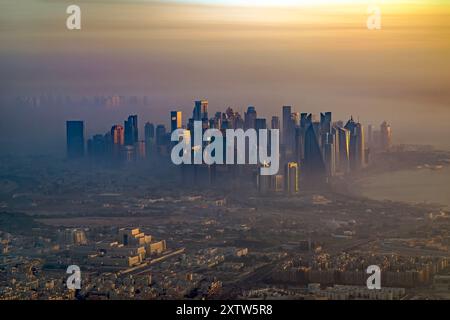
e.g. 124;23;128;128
73;113;170;163
366;121;392;152
66;99;390;195
278;109;368;187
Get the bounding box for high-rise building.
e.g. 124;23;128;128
87;134;106;158
300;113;310;128
320;112;332;134
303;122;326;182
210;112;221;129
295;127;305;163
103;131;113;156
244;106;257;130
66;121;85;158
337;127;350;173
191;100;209;131
234;114;244;129
255;118;268;146
255;118;267;131
193;100;208;121
332;127;340;171
257;164;271;194
201;101;208;120
380;121;392;151
144;122;155;142
221;108;244;130
144;122;155;158
209;118;217;129
345;117;365;170
272;174;284;192
323;132;336;177
271;116;280;130
171;111;182;132
367;124;374;148
136;140;146;160
111;125;125;145
285;162;299;194
124;115;138;146
282;106;292;146
220;116;229;130
356;123;366;168
124;145;135;163
156;125;167;146
110;124;124;159
291;112;300;128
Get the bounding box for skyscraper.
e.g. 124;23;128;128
285;162;299;194
124;115;138;146
255;118;267;131
282;106;292;147
320;112;332;135
337;127;350;173
66;121;85;158
272;175;284;192
300;113;310;128
255;118;267;145
271;116;280;130
144;122;155;142
110;124;125;159
124;145;135;163
257;163;271;194
367;124;374;148
332;127;340;172
345;117;365;170
87;134;106;158
156;125;167;146
201;101;208;120
193;100;208;121
380;121;392;151
136;140;146;160
295;126;305;163
171;111;182;132
323;132;336;178
355;123;365;168
111;125;125;145
291;112;300;128
303;122;326;183
244;106;257;130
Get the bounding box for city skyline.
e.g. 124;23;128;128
66;101;394;194
1;0;450;304
1;0;450;154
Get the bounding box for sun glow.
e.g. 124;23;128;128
174;0;394;7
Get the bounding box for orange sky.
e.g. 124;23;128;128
1;0;450;149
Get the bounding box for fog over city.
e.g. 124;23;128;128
1;0;450;154
2;0;450;304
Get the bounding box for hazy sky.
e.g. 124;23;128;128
0;0;449;153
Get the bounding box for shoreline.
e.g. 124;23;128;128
345;149;450;210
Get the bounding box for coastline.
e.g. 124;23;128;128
346;147;450;210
